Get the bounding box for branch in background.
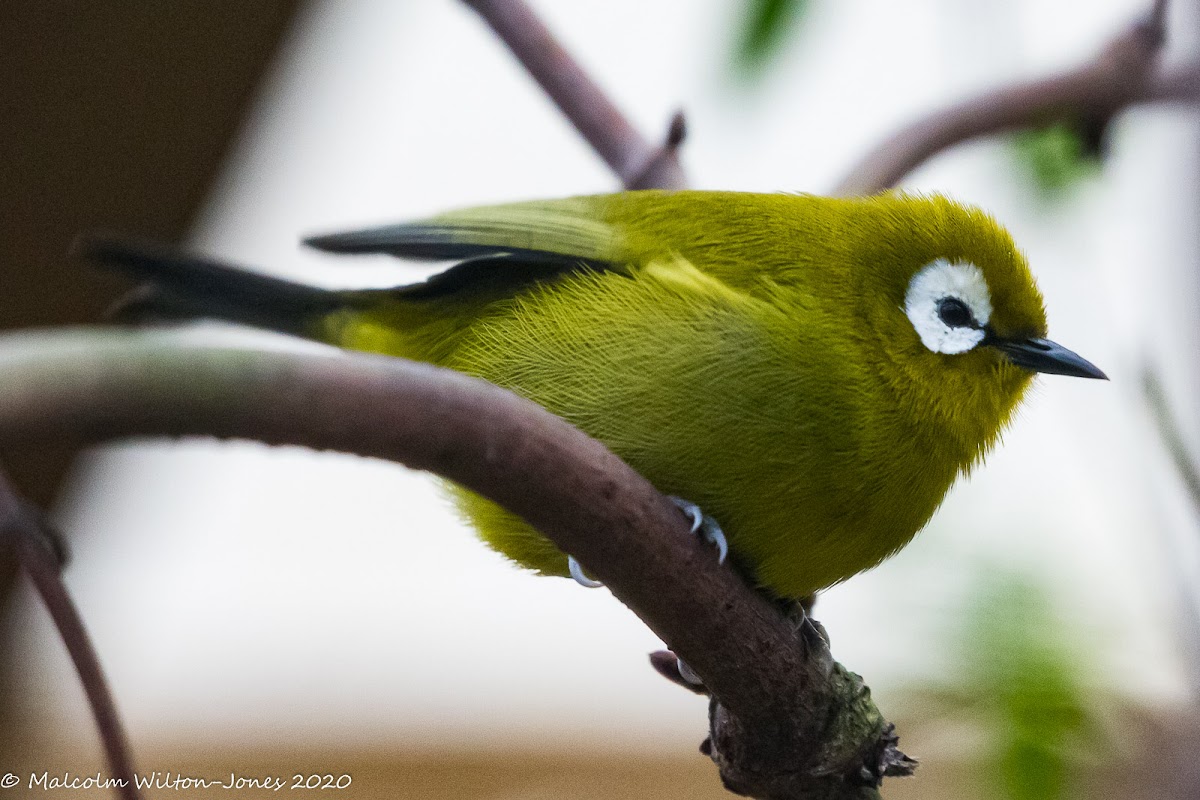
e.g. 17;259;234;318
0;329;912;799
1142;366;1200;713
461;0;688;190
1150;0;1169;31
0;469;141;800
835;1;1193;196
1143;368;1200;520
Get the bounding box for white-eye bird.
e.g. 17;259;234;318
86;190;1106;600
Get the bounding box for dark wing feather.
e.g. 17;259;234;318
389;254;617;301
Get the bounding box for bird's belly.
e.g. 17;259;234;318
448;401;954;599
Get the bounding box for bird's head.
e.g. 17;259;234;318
848;194;1105;461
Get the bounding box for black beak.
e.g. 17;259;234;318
987;336;1108;380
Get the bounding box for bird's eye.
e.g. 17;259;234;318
937;297;973;328
906;259;991;354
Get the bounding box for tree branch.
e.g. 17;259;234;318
1143;369;1200;524
835;3;1192;196
0;469;141;800
0;328;911;798
461;0;687;190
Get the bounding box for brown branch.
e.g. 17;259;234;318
836;3;1192;196
461;0;687;190
0;329;911;799
1147;59;1200;102
0;469;141;800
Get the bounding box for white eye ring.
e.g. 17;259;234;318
905;259;992;355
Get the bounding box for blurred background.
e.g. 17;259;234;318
2;0;1200;798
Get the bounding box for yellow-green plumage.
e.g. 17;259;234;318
316;190;1048;599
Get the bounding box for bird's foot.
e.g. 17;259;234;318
649;650;709;694
659;498;726;691
667;496;728;564
781;597;831;655
567;496;726;589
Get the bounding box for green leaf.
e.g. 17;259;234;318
1010;120;1102;199
731;0;811;81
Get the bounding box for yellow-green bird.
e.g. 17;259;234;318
87;190;1105;600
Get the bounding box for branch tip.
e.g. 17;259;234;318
1148;0;1169;40
461;0;686;189
665;110;688;150
624;109;690;190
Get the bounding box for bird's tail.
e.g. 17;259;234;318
78;234;364;340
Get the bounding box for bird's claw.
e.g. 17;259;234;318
675;657;704;686
667;496;728;564
568;555;603;588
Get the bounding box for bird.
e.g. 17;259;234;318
83;190;1106;601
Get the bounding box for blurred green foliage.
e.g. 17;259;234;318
966;576;1094;799
731;0;811;81
1010;121;1103;200
927;572;1109;800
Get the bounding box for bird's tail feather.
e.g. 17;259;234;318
78;234;357;340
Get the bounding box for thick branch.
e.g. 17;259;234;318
461;0;687;189
836;9;1194;196
0;329;908;798
0;470;140;800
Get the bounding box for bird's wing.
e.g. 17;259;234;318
305;197;629;264
303;190;822;302
306;191;820;302
304;196;648;301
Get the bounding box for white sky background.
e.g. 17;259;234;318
10;0;1200;754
